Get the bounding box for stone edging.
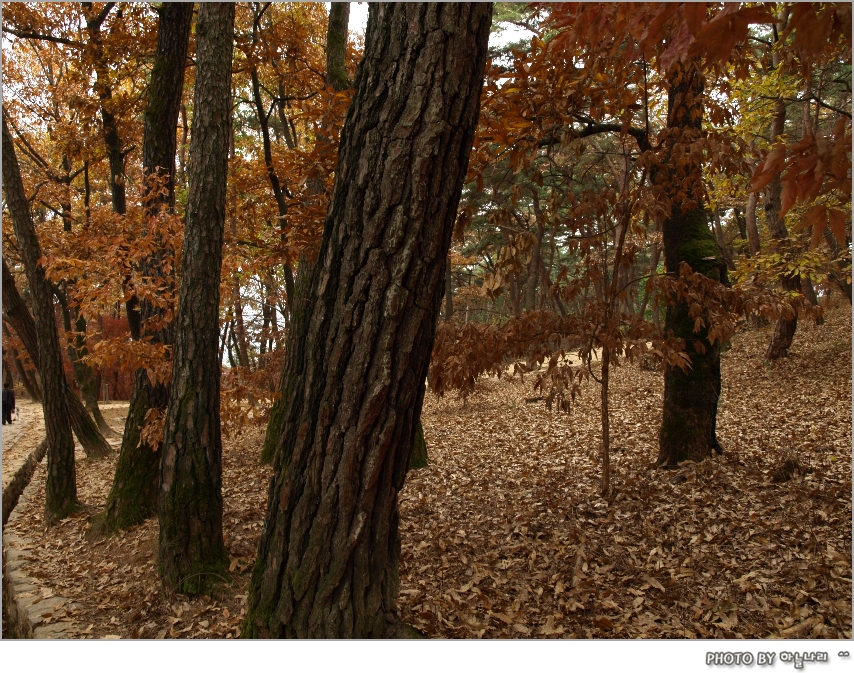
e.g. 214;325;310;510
2;438;84;639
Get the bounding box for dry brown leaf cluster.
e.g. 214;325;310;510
2;306;850;639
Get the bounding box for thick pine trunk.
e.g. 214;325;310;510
2;260;110;458
102;3;193;532
656;62;726;467
158;2;234;594
243;3;492;638
3;112;79;522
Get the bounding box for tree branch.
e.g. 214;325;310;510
2;25;82;47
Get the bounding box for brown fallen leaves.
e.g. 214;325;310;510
398;302;851;639
2;304;850;639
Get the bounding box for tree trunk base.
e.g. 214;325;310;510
98;370;165;532
765;315;798;360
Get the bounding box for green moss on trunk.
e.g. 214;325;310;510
409;420;428;470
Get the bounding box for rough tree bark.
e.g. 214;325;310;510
100;2;194;532
243;2;492;638
3;111;80;522
656;62;727;467
2;261;110;459
158;2;234;594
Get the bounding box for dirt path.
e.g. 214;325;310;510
1;399;46;493
1;305;850;639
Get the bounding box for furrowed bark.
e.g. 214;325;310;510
244;2;492;638
3;111;79;522
656;62;726;467
158;2;234;594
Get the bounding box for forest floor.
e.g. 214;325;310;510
2;303;851;639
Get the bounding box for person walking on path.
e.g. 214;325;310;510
2;382;16;424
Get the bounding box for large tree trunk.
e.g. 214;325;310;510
101;2;193;532
158;2;234;594
243;2;492;638
2;260;110;458
3;111;79;522
656;62;726;467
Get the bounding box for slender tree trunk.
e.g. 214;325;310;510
745;191;761;256
54;290;113;435
600;347;610;495
2;259;110;457
656;62;726;467
231;280;252;369
80;3;141;337
2;357;13;391
247;1;296;307
244;3;492;638
178;103;189;188
158;2;234;594
3;111;79;522
733;207;748;243
765;12;800;361
102;2;193;532
443;256;454;321
712;210;736;271
525;189;546;312
326;3;351;91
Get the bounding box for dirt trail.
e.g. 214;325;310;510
1;399;46;493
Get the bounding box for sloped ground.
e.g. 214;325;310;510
2;304;850;639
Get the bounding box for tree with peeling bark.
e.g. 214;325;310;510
100;2;194;533
243;2;493;638
2;110;80;522
158;2;234;594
